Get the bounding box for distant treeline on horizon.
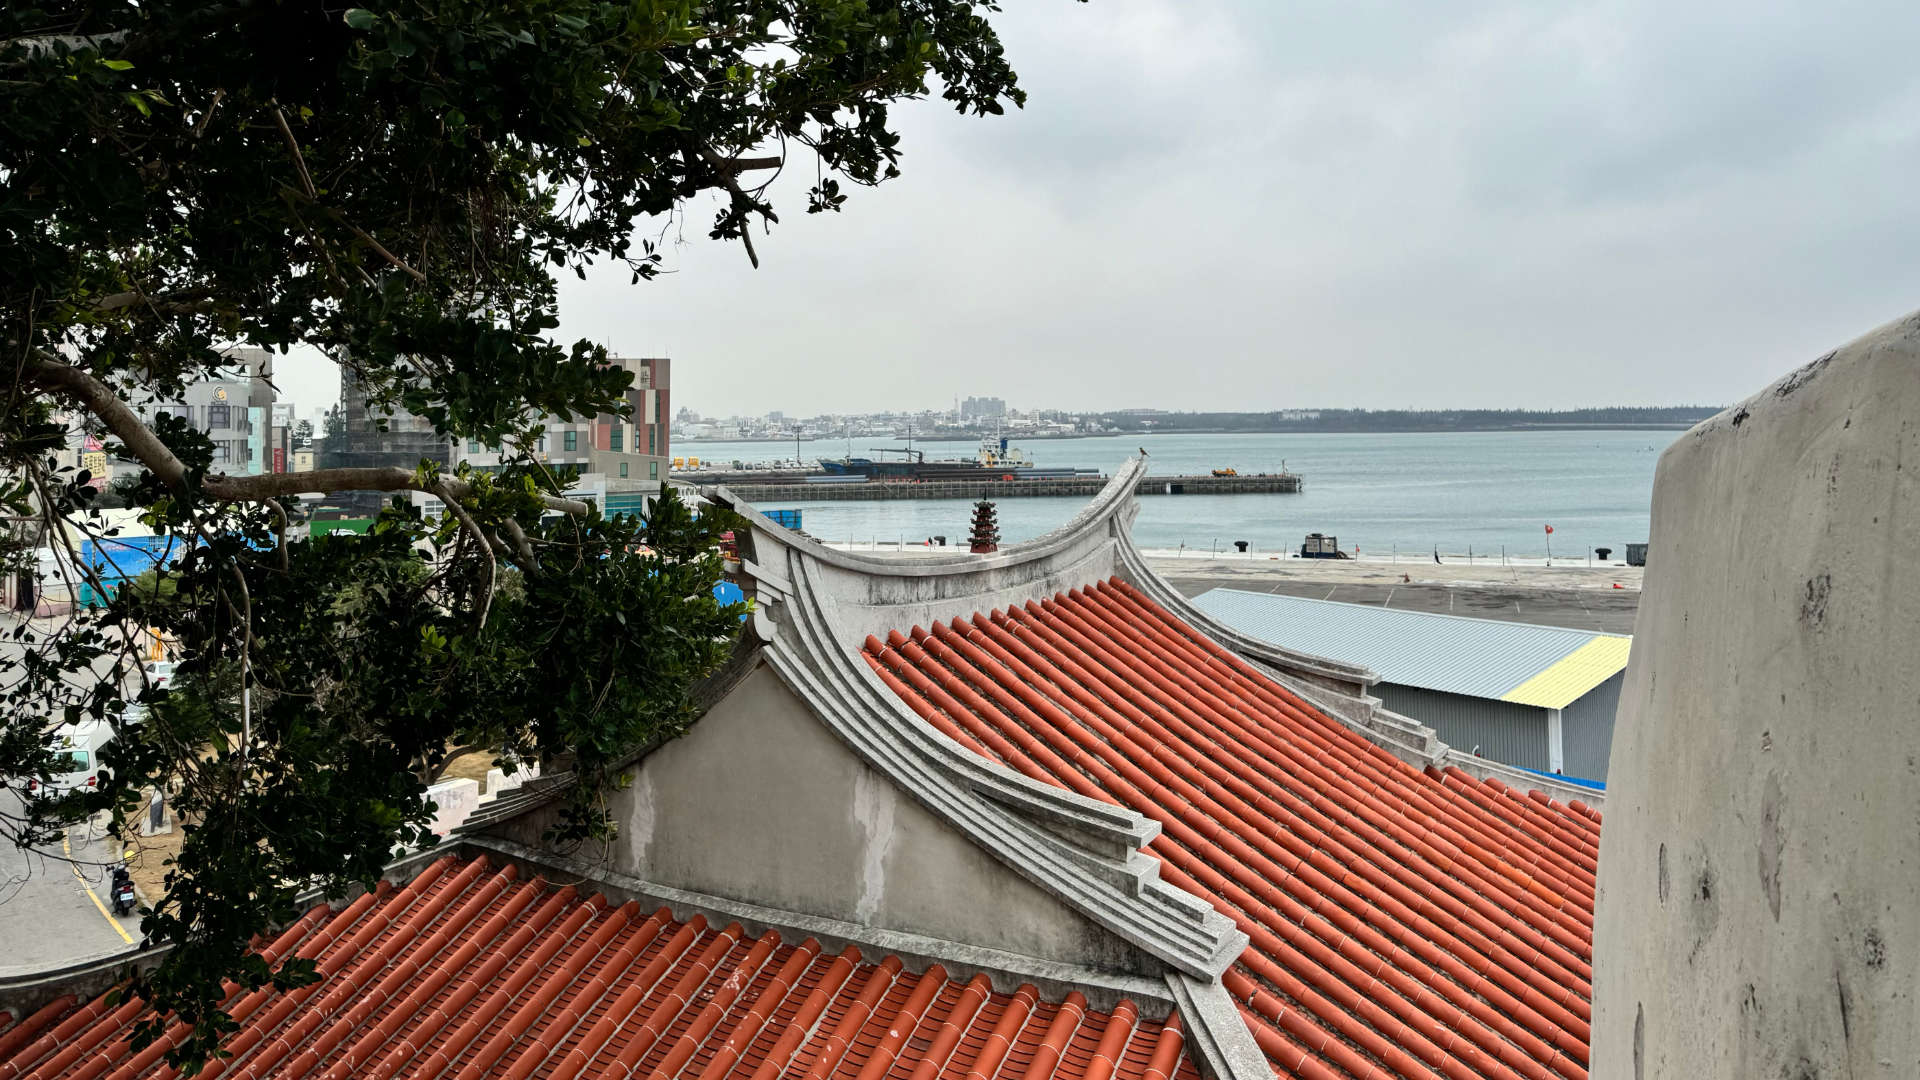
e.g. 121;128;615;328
1088;405;1723;433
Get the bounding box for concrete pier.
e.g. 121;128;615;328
718;472;1303;502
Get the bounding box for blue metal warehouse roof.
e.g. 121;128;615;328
1190;587;1631;709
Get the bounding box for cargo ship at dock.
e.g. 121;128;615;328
818;435;1100;482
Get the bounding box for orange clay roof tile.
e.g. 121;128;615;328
862;579;1599;1080
3;857;1197;1080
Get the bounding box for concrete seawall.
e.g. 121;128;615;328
723;473;1303;501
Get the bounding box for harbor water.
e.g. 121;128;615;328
679;430;1678;559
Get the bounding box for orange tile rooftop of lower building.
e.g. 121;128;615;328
0;856;1197;1080
862;579;1602;1080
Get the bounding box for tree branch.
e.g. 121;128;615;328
434;481;498;627
264;499;289;572
270;104;316;200
204;468;589;514
499;517;537;570
93;289;216;315
22;349;189;488
275;183;428;284
721;155;781;173
682;139;777;269
22;351;590;514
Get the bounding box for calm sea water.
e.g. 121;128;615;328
679;430;1677;558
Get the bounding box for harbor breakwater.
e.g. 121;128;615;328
713;471;1301;501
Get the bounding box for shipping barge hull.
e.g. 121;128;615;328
714;472;1302;501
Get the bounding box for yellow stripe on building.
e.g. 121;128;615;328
1499;635;1633;710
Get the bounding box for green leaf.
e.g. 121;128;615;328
343;8;376;30
101;58;135;71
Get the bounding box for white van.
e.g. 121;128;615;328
28;720;115;796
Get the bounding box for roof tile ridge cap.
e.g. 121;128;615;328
774;561;1239;971
727;458;1144;581
782;553;1151;840
768;642;1218;951
1160;974;1273;1080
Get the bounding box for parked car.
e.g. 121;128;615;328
25;720;114;796
142;660;177;691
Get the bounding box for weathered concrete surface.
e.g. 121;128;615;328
493;662;1164;979
1593;312;1920;1079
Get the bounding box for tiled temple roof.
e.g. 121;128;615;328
0;857;1197;1080
863;580;1601;1080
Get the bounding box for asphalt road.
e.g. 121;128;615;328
1162;576;1640;634
0;793;141;975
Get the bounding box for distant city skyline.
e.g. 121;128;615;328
270;344;1728;429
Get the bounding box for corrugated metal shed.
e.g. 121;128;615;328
1191;588;1630;710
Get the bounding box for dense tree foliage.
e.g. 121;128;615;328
1;0;1029;1067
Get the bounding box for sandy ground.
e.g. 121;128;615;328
1146;555;1642;634
1141;553;1644;592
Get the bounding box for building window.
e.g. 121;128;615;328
649;461;658;481
563;430;578;452
609;426;623;452
619;462;629;478
211;442;231;464
648;428;657;455
467;438;481;454
206;404;231;429
536;435;546;452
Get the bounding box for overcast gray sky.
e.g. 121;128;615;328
280;0;1920;419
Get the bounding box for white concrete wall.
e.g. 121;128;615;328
495;661;1163;978
1594;312;1920;1078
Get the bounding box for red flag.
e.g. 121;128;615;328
1544;524;1554;534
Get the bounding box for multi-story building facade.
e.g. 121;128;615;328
323;354;673;516
961;395;1006;421
319;363;454;474
129;347;276;475
583;356;670;484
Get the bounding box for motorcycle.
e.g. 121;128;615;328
109;868;137;917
